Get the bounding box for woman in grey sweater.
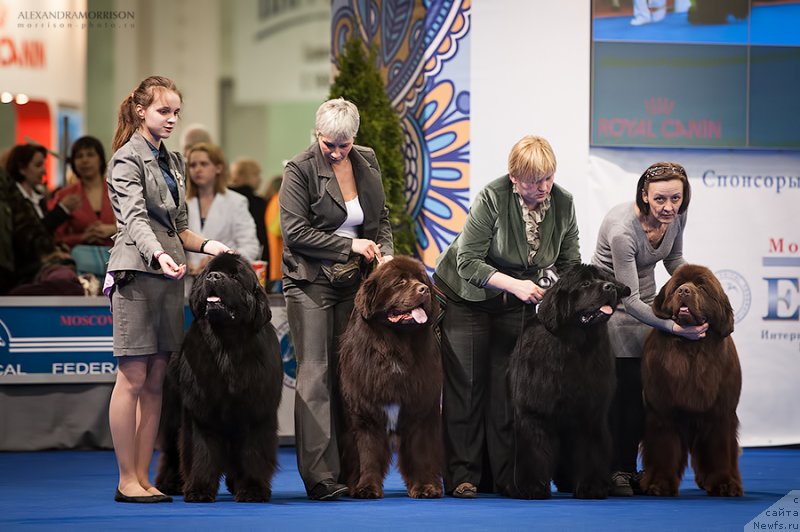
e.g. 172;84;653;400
592;162;708;497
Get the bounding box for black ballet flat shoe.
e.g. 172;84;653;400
114;489;172;503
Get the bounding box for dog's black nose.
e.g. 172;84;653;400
678;285;692;297
417;284;429;295
603;282;615;292
207;271;223;282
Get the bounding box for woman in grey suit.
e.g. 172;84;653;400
106;76;230;503
280;98;394;500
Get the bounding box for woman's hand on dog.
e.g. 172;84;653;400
202;240;232;256
672;321;709;340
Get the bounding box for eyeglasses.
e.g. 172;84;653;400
644;164;686;182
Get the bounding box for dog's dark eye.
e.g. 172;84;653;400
397;279;407;286
581;281;591;288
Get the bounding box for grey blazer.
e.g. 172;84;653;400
279;142;394;282
106;131;188;274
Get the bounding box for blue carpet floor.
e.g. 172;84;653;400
0;447;797;531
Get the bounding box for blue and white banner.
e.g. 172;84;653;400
589;147;800;447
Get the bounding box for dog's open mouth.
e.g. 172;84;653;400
205;294;235;321
580;304;614;324
674;305;704;325
387;307;428;325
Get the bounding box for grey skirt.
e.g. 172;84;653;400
607;305;651;359
111;272;185;356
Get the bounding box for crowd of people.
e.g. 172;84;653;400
0;122;282;299
1;74;708;503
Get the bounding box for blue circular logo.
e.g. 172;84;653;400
716;270;751;324
275;319;296;389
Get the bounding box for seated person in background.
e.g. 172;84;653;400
185;143;260;295
51;136;117;276
230;158;268;263
6;143;80;233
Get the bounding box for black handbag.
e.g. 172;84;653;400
320;255;363;288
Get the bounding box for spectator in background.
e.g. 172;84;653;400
6;143;80;233
3;145;72;294
180;123;212;156
52;136;117;276
185;143;260;295
263;175;283;291
230;158;269;263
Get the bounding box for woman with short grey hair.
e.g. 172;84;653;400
280;97;394;500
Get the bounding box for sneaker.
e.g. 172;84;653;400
630;14;652;26
652;5;667;22
610;471;634;497
308;479;349;501
451;482;477;499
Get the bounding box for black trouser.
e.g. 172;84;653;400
609;357;645;474
440;293;525;494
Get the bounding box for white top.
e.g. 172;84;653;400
333;196;364;239
186;189;261;267
16;182;45;219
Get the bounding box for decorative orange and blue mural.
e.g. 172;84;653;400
332;0;471;272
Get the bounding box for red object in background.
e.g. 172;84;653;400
14;99;55;190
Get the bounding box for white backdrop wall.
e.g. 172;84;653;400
471;2;799;446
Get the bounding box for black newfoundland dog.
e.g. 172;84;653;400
507;264;629;499
155;253;283;502
338;256;443;499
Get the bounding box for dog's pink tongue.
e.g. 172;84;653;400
411;307;428;324
207;296;221;303
599;305;613;315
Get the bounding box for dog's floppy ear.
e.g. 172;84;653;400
354;272;380;320
652;276;675;319
252;283;272;326
188;269;208;319
703;272;735;338
537;280;564;334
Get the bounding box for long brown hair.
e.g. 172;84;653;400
185;143;229;199
111;76;182;152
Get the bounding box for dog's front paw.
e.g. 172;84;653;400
507;480;551;500
234;488;271;503
643;477;679;497
183;490;217;503
408;483;443;499
574;477;609;500
352;483;383;499
154;474;183;496
706;480;743;497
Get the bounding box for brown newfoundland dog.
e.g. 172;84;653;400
508;264;629;499
641;264;743;497
155;253;283;502
338;256;443;499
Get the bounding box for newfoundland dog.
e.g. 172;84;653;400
508;264;629;499
155;253;283;502
641;264;743;497
338;256;443;499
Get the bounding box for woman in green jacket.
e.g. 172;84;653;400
434;135;581;498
